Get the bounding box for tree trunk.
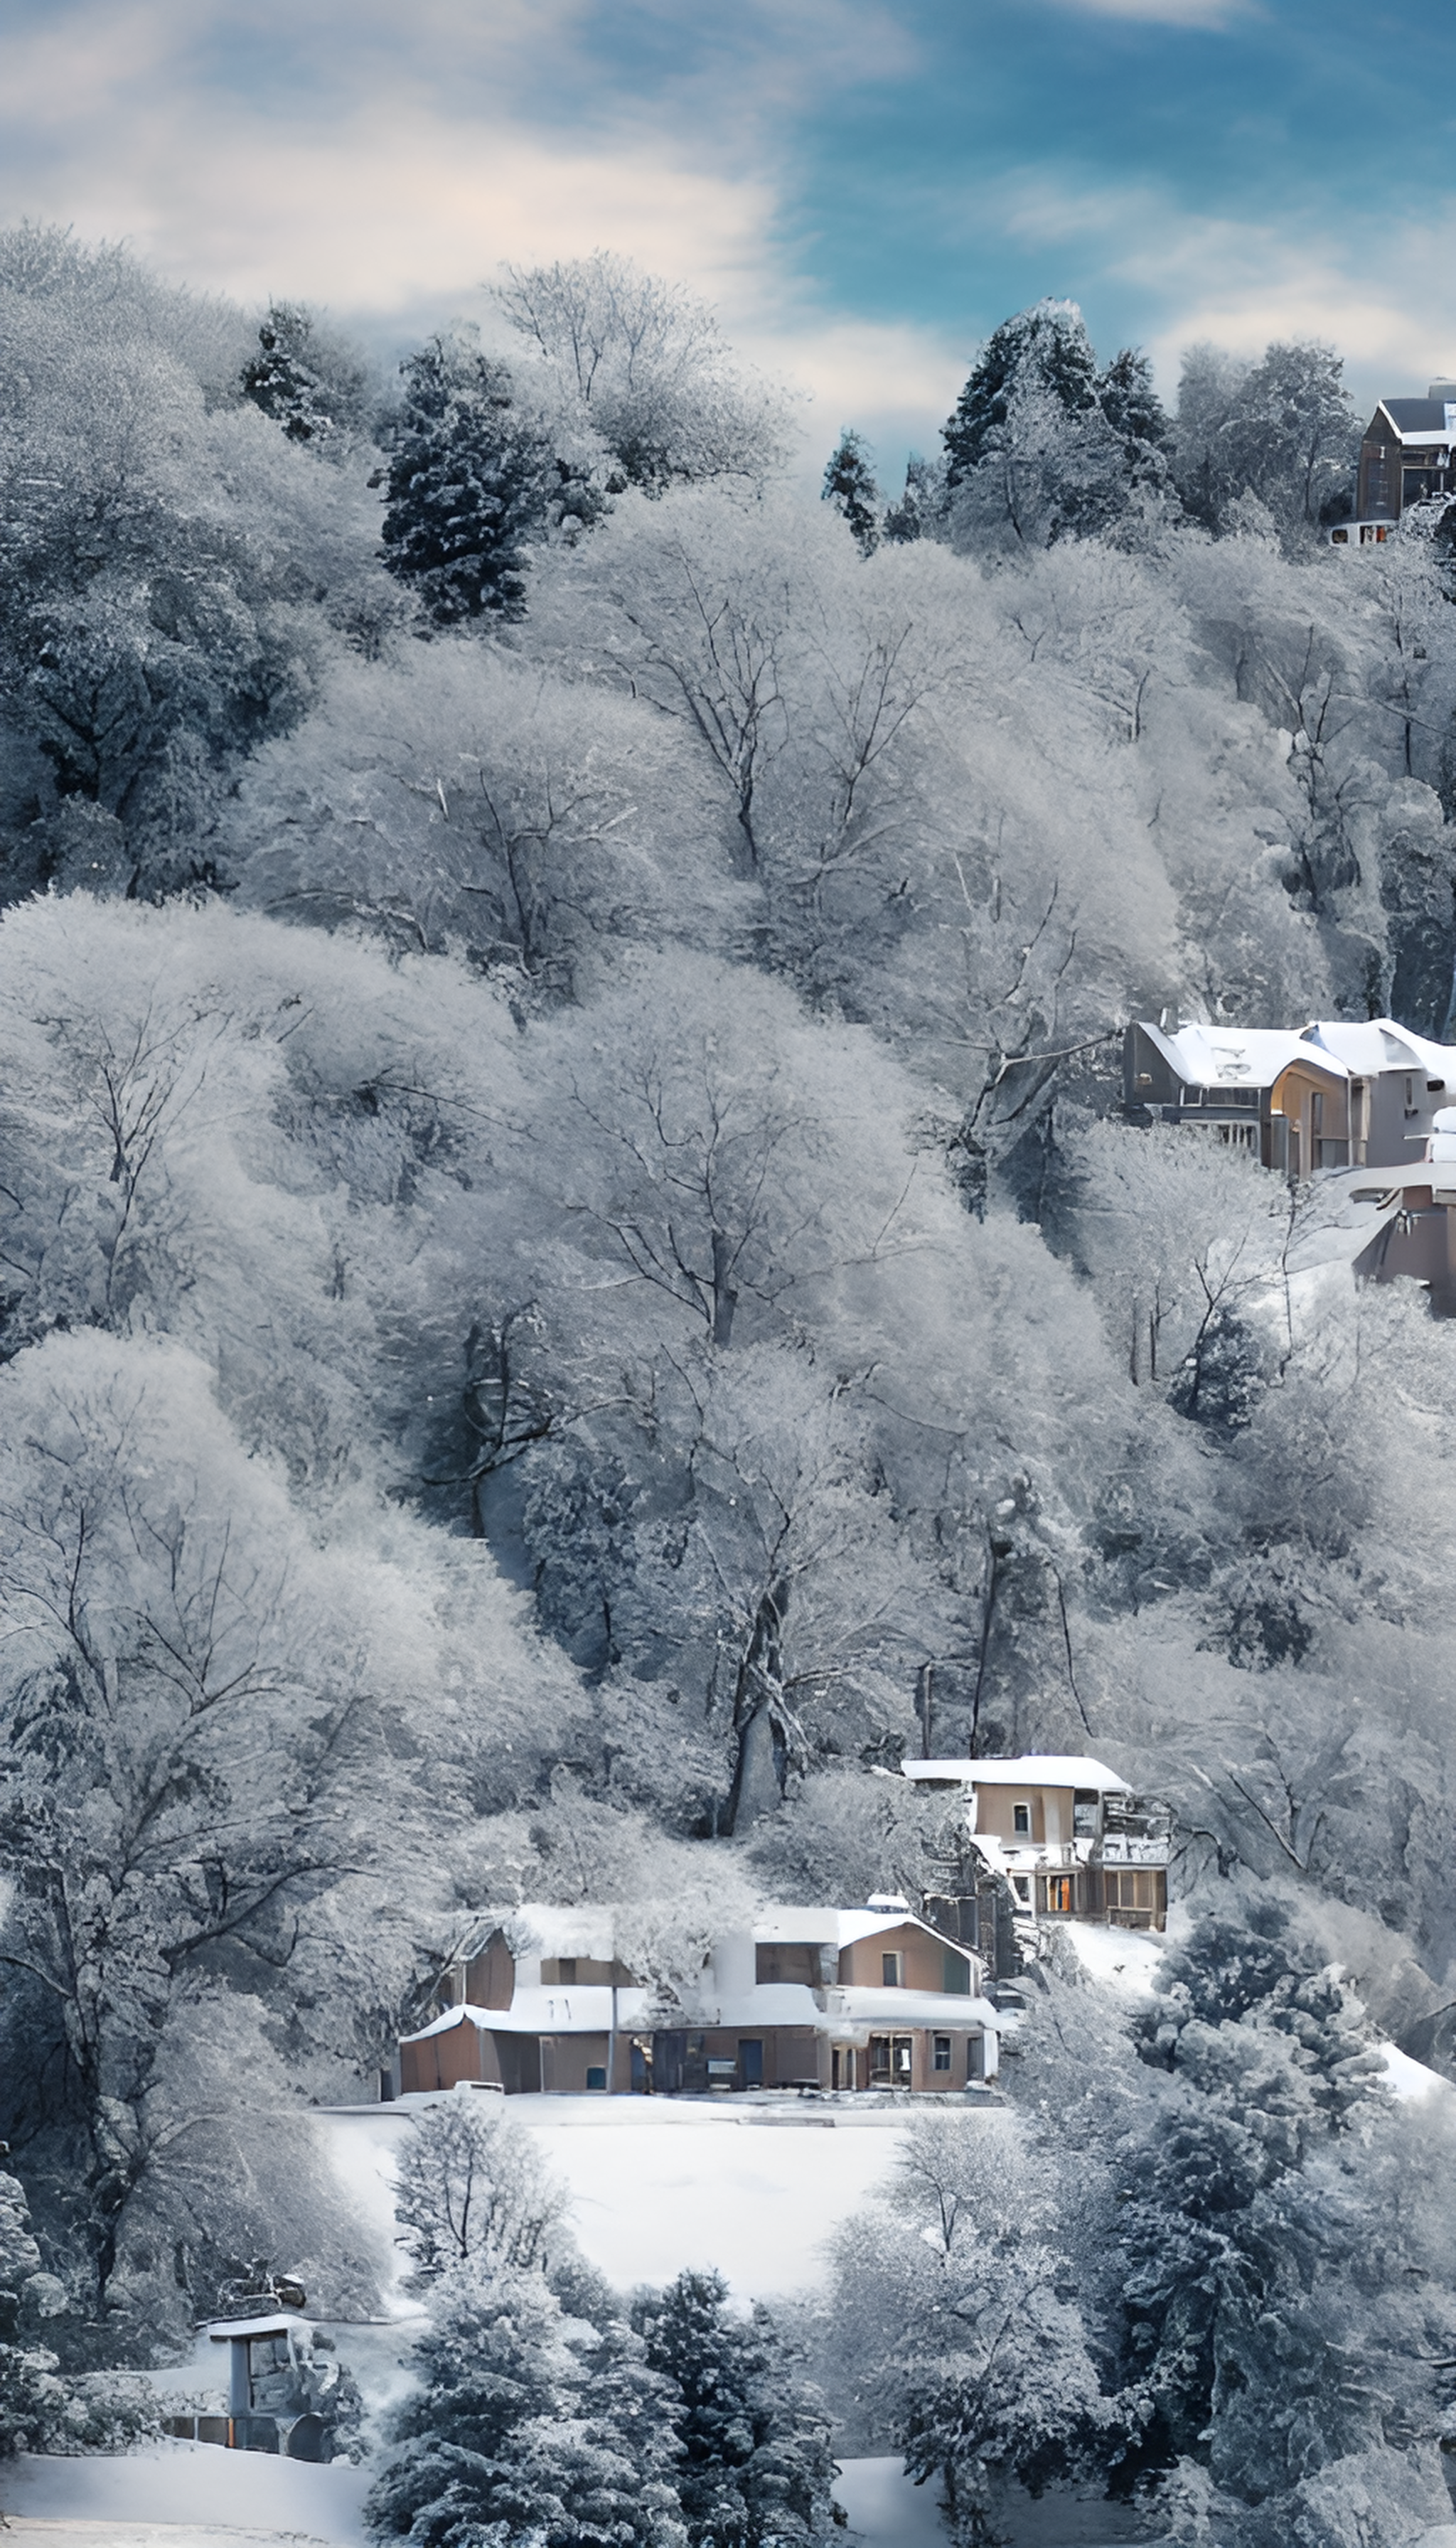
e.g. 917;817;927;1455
722;1575;798;1831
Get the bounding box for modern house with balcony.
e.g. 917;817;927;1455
899;1752;1171;1932
396;1898;1003;2099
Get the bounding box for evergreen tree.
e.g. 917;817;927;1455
943;300;1100;489
821;431;880;557
1109;1903;1395;2502
380;335;562;625
365;2266;570;2542
367;2266;686;2548
1093;347;1173;500
635;2268;838;2547
240;303;336;444
882;453;933;545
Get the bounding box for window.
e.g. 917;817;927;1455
869;2034;914;2084
1012;1876;1031;1902
942;1948;972;1996
1073;1790;1099;1838
1012;1802;1032;1835
755;1942;820;1986
1045;1875;1074;1915
882;1952;903;1987
558;1958;577;1985
933;2035;952;2072
1310;1091;1323;1135
585;2065;606;2091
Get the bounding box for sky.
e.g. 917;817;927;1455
2;0;1454;480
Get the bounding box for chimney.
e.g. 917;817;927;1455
1428;379;1456;404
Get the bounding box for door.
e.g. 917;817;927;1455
654;2032;687;2095
738;2038;764;2089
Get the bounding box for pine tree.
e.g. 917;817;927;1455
240;303;336;444
380;335;560;625
821;431;881;557
365;2266;569;2542
1110;1903;1395;2502
635;2268;837;2547
366;2266;687;2548
943;301;1100;489
882;453;933;545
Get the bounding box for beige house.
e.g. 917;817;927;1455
396;1899;1002;2099
899;1753;1170;1931
1125;1015;1456;1312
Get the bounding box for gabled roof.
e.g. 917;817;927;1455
1138;1019;1345;1091
901;1753;1133;1791
751;1905;978;1951
1302;1018;1456;1083
455;1904;619;1963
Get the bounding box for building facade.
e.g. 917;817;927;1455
1332;385;1456;545
396;1900;1003;2099
899;1752;1170;1933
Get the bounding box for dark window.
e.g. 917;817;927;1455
585;2065;606;2091
933;2034;952;2072
1013;1802;1031;1835
942;1949;971;1996
558;1958;577;1985
882;1952;902;1987
755;1942;820;1986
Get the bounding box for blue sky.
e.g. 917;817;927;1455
2;0;1453;476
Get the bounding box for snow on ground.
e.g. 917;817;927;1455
0;2440;370;2544
1062;1922;1165;1999
323;2094;918;2301
1381;2042;1452;2102
1;2453;1169;2548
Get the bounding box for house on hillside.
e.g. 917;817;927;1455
395;1897;1003;2099
1124;1015;1456;1179
900;1752;1170;1932
1329;382;1456;545
1122;1014;1456;1307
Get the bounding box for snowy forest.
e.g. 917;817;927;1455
6;221;1456;2547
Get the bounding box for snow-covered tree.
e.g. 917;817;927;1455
822;429;880;556
368;2265;686;2548
494;250;788;492
380;333;582;624
634;2267;837;2547
393;2101;566;2287
240;300;370;449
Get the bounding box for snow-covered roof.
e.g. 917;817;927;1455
751;1906;978;1951
402;1991;651;2042
207;2313;309;2343
1143;1020;1345;1090
1302;1018;1456;1083
901;1755;1133;1792
457;1904;620;1963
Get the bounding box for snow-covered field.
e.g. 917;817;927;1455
323;2092;916;2303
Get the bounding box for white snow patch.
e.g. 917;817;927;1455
1380;2042;1452;2102
323;2094;921;2301
517;2097;909;2295
1;2442;369;2544
834;2455;948;2544
1063;1922;1165;2000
